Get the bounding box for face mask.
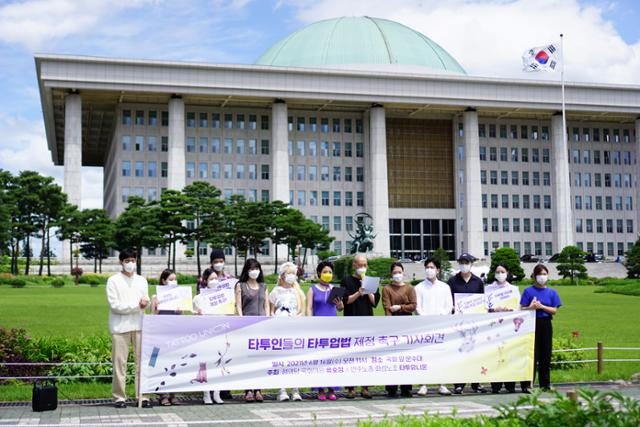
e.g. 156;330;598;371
459;264;471;274
495;272;508;283
248;270;260;280
536;275;548;285
425;268;437;279
284;274;296;284
392;273;404;283
213;263;224;272
166;280;178;286
320;272;333;283
123;262;136;273
207;279;218;288
355;267;367;277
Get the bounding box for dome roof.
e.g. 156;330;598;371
255;16;465;74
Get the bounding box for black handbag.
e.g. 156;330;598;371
32;380;58;412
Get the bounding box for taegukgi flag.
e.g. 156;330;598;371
522;43;560;72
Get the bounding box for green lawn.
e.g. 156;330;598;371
1;283;639;401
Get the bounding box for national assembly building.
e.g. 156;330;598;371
35;16;640;261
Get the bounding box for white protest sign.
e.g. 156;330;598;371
156;285;192;312
454;293;487;314
199;278;238;315
362;276;380;294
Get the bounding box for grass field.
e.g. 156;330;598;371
1;282;639;400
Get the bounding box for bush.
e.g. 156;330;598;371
176;273;198;284
78;274;106;285
551;337;586;370
489;248;525;283
548;277;597;286
625;237;640;278
367;258;397;278
333;255;354;280
316;250;337;261
556;245;588;283
0;328;51;383
594;278;640;297
50;277;65;288
0;277;27;288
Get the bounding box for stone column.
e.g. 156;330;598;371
635;118;640;237
368;105;390;257
168;96;186;190
62;93;82;264
551;112;573;251
462;108;484;258
271;100;289;203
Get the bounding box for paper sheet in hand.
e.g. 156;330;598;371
454;293;487;314
156;285;192;312
199;278;238;314
486;287;520;311
362;276;380;294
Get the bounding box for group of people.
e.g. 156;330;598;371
105;249;561;408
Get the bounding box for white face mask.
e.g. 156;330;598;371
425;268;437;280
213;263;224;272
207;279;219;288
166;280;178;286
284;274;296;284
248;270;260;280
459;264;471;274
123;262;136;273
495;272;508;283
355;267;367;276
392;273;404;283
536;274;548;285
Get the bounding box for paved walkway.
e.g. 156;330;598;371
1;384;638;426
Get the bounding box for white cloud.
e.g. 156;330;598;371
0;113;103;209
282;0;640;84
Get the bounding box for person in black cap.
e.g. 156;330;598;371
447;252;487;394
197;249;233;293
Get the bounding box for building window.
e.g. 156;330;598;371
135;136;144;151
212;113;220;128
161;111;169;126
297;190;305;206
186;137;195;153
357;192;364;207
199;137;207;153
332;118;340;133
122;135;131;151
356;142;364;158
186;162;195;178
199;112;208;128
310;191;318;206
161;162;168;178
356;167;364;182
148;136;157;152
211;163;220;179
161;136;168;152
321;166;329;181
261;139;269;155
345;167;352;182
122;187;130;202
261;164;269;180
333;191;341;206
135;161;144;177
309;166;317;181
199;162;207;179
148;161;157;177
333;166;341;181
344;119;352;133
333;142;341;157
309;117;317;132
122;161;131;177
321;191;329;206
122;110;132;125
186;112;195;128
345;191;353;206
321;118;329;133
212;138;220;153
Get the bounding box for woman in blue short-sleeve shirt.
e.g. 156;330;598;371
519;264;562;393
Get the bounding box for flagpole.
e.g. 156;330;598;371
560;33;566;147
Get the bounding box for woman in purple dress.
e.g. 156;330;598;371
306;261;344;400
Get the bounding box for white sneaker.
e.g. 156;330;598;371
417;385;428;396
278;389;290;402
203;391;213;405
212;390;224;404
438;385;452;395
292;390;302;401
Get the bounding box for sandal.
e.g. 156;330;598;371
160;397;171;406
255;390;264;402
245;391;255;402
169;397;182;405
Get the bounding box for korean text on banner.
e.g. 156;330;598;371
140;311;535;393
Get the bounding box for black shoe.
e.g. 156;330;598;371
114;401;126;409
521;388;531;394
387;392;398;398
345;389;355;399
491;388;501;394
220;390;233;400
400;391;413;398
141;400;152;408
453;386;463;395
506;388;516;393
473;386;488;394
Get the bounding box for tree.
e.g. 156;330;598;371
154;190;188;271
0;170;12;256
78;209;115;273
113;196;163;274
431;247;452;281
55;204;83;273
182;182;224;277
488;247;525;283
556;245;588;284
624;236;640;279
35;179;66;276
267;201;291;273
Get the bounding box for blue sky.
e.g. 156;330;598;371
1;0;639;213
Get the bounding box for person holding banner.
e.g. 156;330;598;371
414;258;454;396
448;252;487;395
235;258;270;402
197;249;232;293
270;262;305;402
485;264;520;394
106;248;151;408
150;269;183;406
341;254;380;399
520;264;562;393
307;261;343;401
382;262;416;398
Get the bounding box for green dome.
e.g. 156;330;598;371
255;16;466;74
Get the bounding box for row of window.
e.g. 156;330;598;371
480;170;551;186
288;117;364;134
468;123;635;144
288;165;364;182
575;218;635;234
121;186;272;203
574;195;634;211
569;149;635;165
484;241;553;257
482;194;551;210
484;240;633;257
571;172;635;188
122;135;272;155
288;140;364;158
479;169;636;189
122;110;271;130
478;146;550;163
483;217;552;233
307;215;358;233
288;190;364;208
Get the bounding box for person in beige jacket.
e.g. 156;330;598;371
106;248;150;408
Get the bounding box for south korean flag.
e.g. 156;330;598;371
522;43;560;72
